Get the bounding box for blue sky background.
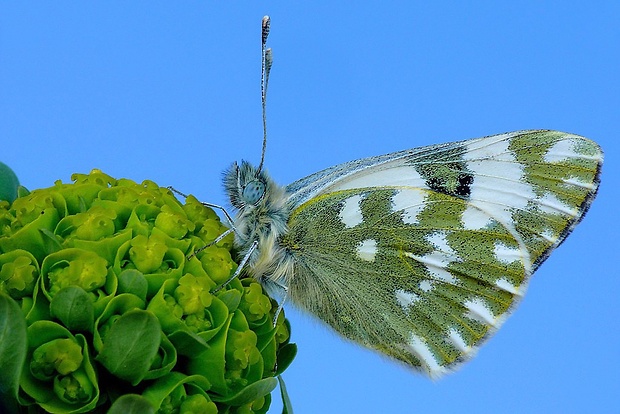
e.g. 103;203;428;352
1;3;618;413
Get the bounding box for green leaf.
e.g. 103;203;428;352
186;314;231;394
71;228;134;266
278;376;293;414
24;282;52;325
167;330;209;357
107;394;156;414
141;371;211;411
0;293;27;414
141;333;177;381
0;208;61;263
93;293;145;352
117;269;148;302
96;309;161;385
211;377;278;406
216;288;242;313
50;286;95;332
0;161;19;203
275;343;297;376
39;228;64;256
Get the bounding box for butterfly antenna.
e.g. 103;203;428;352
257;15;272;174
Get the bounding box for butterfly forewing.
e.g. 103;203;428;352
281;130;602;377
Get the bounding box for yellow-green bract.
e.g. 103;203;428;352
0;170;295;413
225;130;602;378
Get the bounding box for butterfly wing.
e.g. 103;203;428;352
281;130;602;377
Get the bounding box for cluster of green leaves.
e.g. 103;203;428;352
0;169;296;414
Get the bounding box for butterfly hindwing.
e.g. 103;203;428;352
280;130;602;377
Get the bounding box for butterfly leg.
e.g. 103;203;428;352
271;283;288;327
187;227;235;259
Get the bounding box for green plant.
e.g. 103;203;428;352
0;168;296;413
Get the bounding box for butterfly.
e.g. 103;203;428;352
218;17;603;378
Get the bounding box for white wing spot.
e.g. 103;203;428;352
495;278;518;294
563;177;596;190
464;297;496;326
339;194;365;228
356;239;378;262
447;328;471;353
395;289;420;310
419;279;433;292
540;229;557;243
461;205;493;230
330;165;425;192
391;189;427;224
406;333;446;378
543;138;579;163
494;242;522;265
406;231;459;285
536;192;578;216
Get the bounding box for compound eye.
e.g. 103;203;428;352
242;180;266;205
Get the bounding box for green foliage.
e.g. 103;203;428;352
0;162;20;204
0;170;295;413
0;293;27;414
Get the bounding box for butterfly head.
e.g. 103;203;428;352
223;160;290;233
223;160;269;209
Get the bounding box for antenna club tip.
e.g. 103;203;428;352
262;16;271;47
262;16;271;33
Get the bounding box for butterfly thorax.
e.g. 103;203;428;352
223;160;295;287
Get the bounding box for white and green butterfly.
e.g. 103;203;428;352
219;17;603;378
